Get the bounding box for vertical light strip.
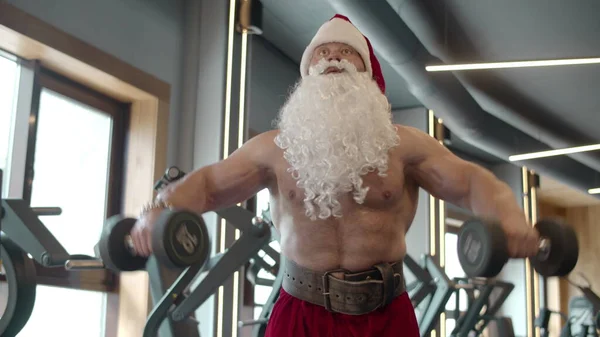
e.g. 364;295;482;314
439;195;445;337
218;1;237;336
440;313;446;337
429;195;436;256
428;110;437;337
237;30;248;149
428;110;436;257
230;27;249;337
531;178;541;337
217;218;228;337
439;198;446;337
427;110;435;136
522;167;533;337
437;117;446;268
439;200;445;267
223;0;236;161
436;117;446;337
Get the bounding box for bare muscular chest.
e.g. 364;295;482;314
268;153;416;224
266;154;418;270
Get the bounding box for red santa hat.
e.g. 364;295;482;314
299;14;386;93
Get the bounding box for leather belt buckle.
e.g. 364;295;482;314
321;268;350;312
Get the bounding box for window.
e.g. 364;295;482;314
1;60;127;336
18;87;116;336
28;88;114;255
0;54;20;197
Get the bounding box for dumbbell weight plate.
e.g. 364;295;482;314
98;216;148;272
530;219;579;277
152;210;210;269
457;219;509;278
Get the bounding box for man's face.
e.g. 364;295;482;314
309;42;366;74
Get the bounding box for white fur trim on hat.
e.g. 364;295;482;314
300;17;372;77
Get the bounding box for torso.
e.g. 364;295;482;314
265;130;419;273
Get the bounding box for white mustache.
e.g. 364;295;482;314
308;59;358;76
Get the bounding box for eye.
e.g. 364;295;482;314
318;48;329;56
341;48;352;55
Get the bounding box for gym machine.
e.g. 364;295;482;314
404;253;515;337
447;277;514;337
238;212;284;337
140;204;274;337
74;166;279;337
535;273;600;337
405;253;455;337
0;168;108;336
0;165;207;337
84;166;281;337
0;165;279;337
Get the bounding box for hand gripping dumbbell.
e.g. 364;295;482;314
96;209;210;271
457;218;579;278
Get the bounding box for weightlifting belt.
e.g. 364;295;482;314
282;257;406;315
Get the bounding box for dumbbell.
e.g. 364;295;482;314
96;209;210;272
457;218;579;278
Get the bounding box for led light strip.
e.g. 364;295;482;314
437;118;446;337
508;143;600;161
522;167;534;337
230;27;249;337
589;187;600;194
428;110;436;258
217;0;238;336
437;118;446;269
426;57;600;72
427;110;437;337
531;181;541;337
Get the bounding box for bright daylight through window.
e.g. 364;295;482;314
18;88;112;337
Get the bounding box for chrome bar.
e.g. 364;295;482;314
65;259;105;270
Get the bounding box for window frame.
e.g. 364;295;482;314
21;64;130;294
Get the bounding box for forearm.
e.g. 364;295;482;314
464;166;524;223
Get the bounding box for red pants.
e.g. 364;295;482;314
264;289;420;337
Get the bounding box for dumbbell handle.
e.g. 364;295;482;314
125;234;135;251
65;258;105;270
537;237;551;261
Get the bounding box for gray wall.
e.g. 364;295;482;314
7;0;186;166
247;35;299;134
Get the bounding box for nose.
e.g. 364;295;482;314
326;50;342;62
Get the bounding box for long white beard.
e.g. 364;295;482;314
274;59;400;220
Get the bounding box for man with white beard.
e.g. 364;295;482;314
131;14;539;336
